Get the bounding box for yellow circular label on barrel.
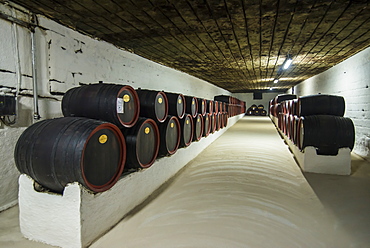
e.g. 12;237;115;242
206;117;208;121
123;94;130;102
178;99;182;104
145;127;150;134
202;101;204;105
170;122;174;128
197;118;200;122
186;120;189;125
99;134;108;144
158;97;163;104
192;100;195;105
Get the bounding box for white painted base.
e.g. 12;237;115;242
270;116;351;175
19;115;243;248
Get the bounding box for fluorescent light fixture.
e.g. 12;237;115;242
283;57;293;70
273;79;279;84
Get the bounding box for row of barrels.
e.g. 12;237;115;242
214;95;246;116
269;94;345;118
14;83;232;194
271;94;355;155
245;104;267;116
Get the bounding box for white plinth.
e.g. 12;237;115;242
19;115;243;248
274;123;351;176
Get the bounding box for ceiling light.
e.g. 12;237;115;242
273;79;279;84
283;57;293;70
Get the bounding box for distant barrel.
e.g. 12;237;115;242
192;113;204;141
206;100;214;114
157;116;181;157
166;92;186;119
202;113;211;137
297;115;355;155
197;98;207;116
179;114;194;147
121;118;160;169
136;89;168;123
184;96;198;118
14;117;126;193
62;83;140;128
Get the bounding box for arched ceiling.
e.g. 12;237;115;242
7;0;370;92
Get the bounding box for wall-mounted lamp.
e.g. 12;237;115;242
273;79;279;84
282;56;293;70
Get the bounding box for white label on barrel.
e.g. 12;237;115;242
170;122;174;128
117;98;124;114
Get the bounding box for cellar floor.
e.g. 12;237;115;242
1;116;370;248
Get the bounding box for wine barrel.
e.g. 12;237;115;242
216;113;221;131
214;95;231;103
257;104;264;110
184;96;198;118
214;101;219;113
14;117;125;193
192;113;204;141
157;116;181;157
210;113;217;133
274;94;297;104
121;118;160;169
166;92;185;119
136;89;168;123
297;94;345;117
297;115;355;155
179;114;194;147
197;98;207;116
202;113;211;137
206;100;214;114
62;83;139;128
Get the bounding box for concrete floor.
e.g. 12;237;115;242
1;116;370;247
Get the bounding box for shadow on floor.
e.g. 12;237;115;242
303;153;370;246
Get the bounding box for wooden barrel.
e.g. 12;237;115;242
62;83;139;128
14;117;126;193
136;89;168;123
184;96;198;118
210;113;217;133
121;118;160;169
297;115;355;155
179;114;194;147
214;95;231;103
297;94;345;117
214;101;219;113
192;113;204;141
223;113;229;128
157;116;181;157
197;98;207;116
292;115;300;145
216;113;221;131
274;94;297;104
202;113;211;137
206;100;214;114
166;92;185;119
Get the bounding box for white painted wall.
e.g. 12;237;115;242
233;92;281;112
294;47;370;160
0;3;230;211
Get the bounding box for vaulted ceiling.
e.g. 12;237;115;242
8;0;370;92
